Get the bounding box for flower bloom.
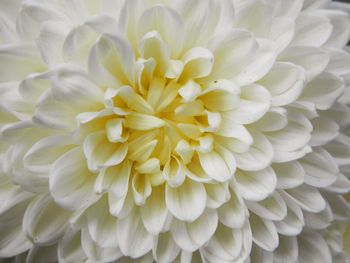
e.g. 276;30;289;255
0;0;350;262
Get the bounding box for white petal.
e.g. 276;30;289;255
204;224;243;261
279;46;329;80
273;161;305;189
310;116;339;146
171;209;218;251
198;151;232;182
301;148;338;188
138;5;184;57
235;168;277;201
23;135;74;173
275;191;304;236
300;72;344;110
117;208;153;258
153;232;180;263
0;44;44;82
232;39;277;86
304;202;333;230
323;10;350;49
234;131;274;171
207;29;258;81
326;173;350;194
274;236;298;263
269;17;295;53
291;14;332;47
141;185;168;235
49;147;98;210
284;185;326;213
165;179;206;222
26;244;58;263
298;232;332;263
247;192;287;221
205;183;230;209
258;62;305;106
254;107;288;132
250;213;279;252
37;21;71;65
217;188;246;228
81;229;122;262
58;228;86;263
23;194;70;245
225;84;270;125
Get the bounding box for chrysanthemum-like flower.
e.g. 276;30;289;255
1;0;350;262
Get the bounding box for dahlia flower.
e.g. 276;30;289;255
0;0;350;262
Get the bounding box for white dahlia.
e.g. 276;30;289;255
0;0;350;262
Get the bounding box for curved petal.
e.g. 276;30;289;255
250;213;279;252
117;208;153;258
235;167;277;202
153;232;180;263
171;209;218;251
23;194;71;245
273;161;305;189
298;232;332;263
165;179;206;222
49;147;98;210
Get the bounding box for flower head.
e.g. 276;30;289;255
0;0;350;262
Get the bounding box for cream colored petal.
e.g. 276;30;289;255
326;173;350;194
89;33;135;86
323;10;350;49
132;173;152;205
49;147;98;210
163;156;186;187
269;16;295;54
171;209;218;252
235;168;277;201
138;31;170;77
86;197;118;247
94;160;130;197
25;244;58;263
108;188;134;218
165;179;206;222
83;131;128;169
105;118;128;143
178;79;201;102
125;112;165;130
199;80;240;112
117;208;153;258
140;185;168;235
198;151;232;182
180;47;214;80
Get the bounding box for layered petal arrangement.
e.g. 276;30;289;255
0;0;350;262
